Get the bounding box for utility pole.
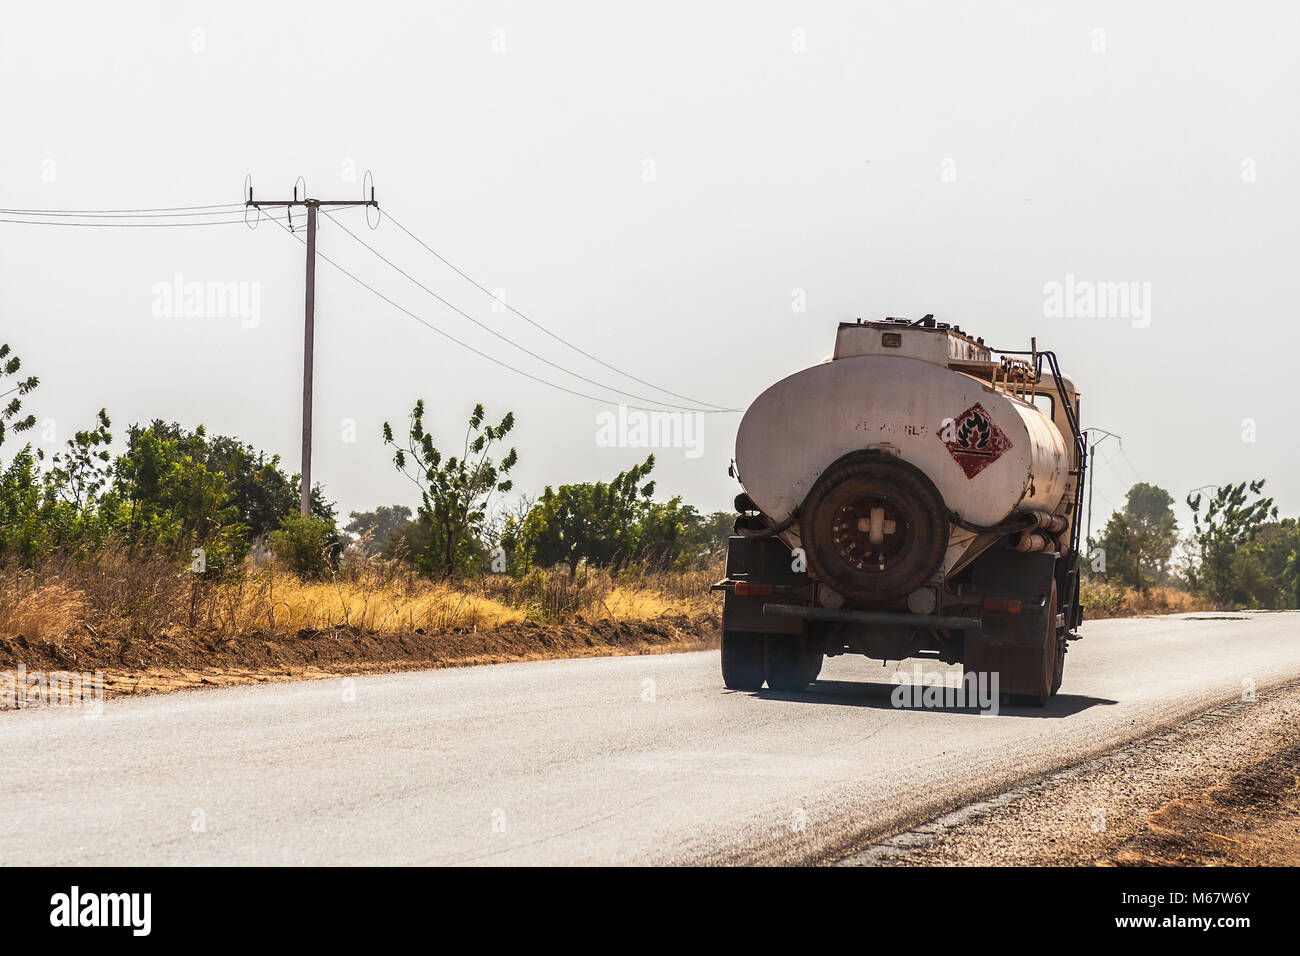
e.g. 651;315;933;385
247;182;378;515
1084;428;1122;545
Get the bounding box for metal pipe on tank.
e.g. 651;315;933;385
1022;510;1069;534
1011;531;1059;553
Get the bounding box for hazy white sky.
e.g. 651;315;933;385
2;0;1297;536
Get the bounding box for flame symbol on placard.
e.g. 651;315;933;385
956;411;991;449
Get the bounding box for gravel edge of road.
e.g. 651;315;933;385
835;678;1300;866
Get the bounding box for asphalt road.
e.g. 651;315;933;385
3;612;1298;865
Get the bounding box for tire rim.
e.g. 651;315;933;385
828;494;913;574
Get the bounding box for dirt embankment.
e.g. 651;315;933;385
0;612;721;700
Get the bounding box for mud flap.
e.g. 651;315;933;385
962;550;1057;698
721;535;807;635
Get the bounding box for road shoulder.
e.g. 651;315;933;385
838;679;1300;866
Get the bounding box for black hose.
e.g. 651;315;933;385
736;510;798;538
947;510;1036;536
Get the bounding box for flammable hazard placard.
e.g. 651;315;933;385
942;402;1012;478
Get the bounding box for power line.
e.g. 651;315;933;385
1117;445;1143;485
1;196;738;410
1093;488;1122;525
0;202;244;214
0;214;291;228
322;211;733;413
382;210;734;412
1098;446;1132;490
0;207;250;219
267;213;738;414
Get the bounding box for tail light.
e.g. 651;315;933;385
734;581;775;597
981;597;1022;614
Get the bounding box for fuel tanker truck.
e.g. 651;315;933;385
714;316;1087;706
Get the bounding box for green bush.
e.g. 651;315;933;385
269;514;337;580
1079;577;1125;618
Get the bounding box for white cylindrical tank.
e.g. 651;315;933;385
735;354;1072;577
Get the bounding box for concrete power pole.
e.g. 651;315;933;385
1084;428;1122;546
247;182;378;515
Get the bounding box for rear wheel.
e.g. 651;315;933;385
1051;614;1066;695
765;636;824;692
1027;580;1059;707
721;630;765;690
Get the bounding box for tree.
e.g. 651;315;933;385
1093;483;1179;591
0;347;116;561
518;457;658;577
110;424;248;570
695;510;736;557
594;455;656;571
1226;519;1300;609
638;504;734;569
269;514;337;580
46;409;113;508
0;448;50;563
0;345;345;571
126;421;330;540
344;505;414;556
0;346;45;560
0;343;38;453
383;402;517;578
490;493;535;572
521;483;594;578
1286;543;1300;611
1187;480;1278;605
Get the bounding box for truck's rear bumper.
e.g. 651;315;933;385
761;602;982;632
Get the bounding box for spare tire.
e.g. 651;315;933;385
799;452;949;604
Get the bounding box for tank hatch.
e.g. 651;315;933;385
833;317;991;365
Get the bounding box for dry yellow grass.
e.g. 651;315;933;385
262;576;526;634
2;552;1224;645
0;549;723;644
601;584;701;620
0;552;725;701
1081;578;1216;620
0;577;86;643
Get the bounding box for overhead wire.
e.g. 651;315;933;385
0;200;286;228
321;210;735;413
0;202;244;214
0;213;293;227
0;196;742;413
1098;445;1131;488
266;213;735;414
1117;445;1144;485
0;207;251;219
382;210;734;412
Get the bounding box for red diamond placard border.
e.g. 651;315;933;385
943;402;1013;479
